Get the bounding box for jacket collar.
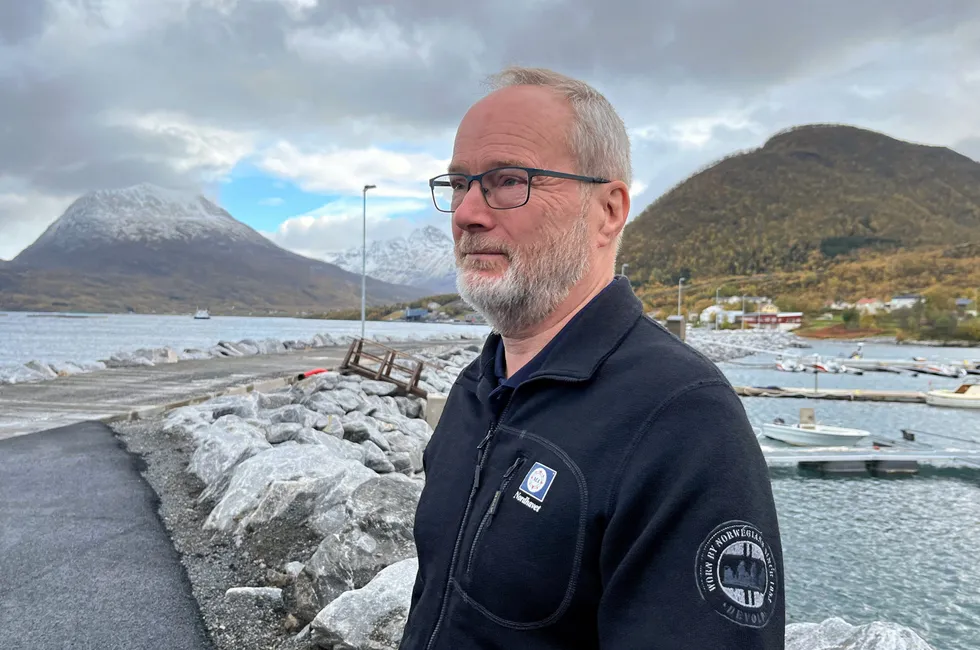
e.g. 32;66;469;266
461;276;644;398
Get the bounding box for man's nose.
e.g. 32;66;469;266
452;181;495;232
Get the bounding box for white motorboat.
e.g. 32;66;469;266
761;420;871;447
926;381;980;409
775;356;804;372
193;308;211;320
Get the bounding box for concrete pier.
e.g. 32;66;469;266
735;386;927;403
0;341;453;440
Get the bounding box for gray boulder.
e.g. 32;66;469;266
303;475;422;610
361;379;397;396
310;557;418;650
202;443;373;535
341;412;391;451
187;416;271;502
786;617;934;650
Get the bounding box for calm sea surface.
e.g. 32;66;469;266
0;311;491;368
721;341;979;649
2;314;978;648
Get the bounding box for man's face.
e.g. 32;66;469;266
448;85;595;336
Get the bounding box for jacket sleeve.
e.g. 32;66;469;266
597;380;785;649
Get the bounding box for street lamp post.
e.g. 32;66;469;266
677;277;686;317
361;184;376;340
715;285;724;330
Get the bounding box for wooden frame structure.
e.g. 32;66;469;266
340;338;427;397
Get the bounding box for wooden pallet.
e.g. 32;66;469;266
340;338;427;397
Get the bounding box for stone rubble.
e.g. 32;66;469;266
0;329;486;385
147;352;456;649
118;336;931;650
684;327;811;362
786;617;934;650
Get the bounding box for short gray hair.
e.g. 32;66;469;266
486;66;632;189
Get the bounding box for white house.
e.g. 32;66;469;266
856;298;886;314
889;294;922;310
699;305;743;326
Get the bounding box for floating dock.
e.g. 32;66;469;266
763;447;980;476
736;386;927;403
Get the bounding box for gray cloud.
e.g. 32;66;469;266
955;137;980;162
0;0;48;45
1;0;979;257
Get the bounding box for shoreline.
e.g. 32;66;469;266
1;327;803;387
0;330;486;386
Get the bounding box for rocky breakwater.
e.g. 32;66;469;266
113;340;936;650
0;330;484;385
685;327;810;362
111;343;480;650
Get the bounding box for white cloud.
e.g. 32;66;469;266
259;196;284;206
631;112;764;150
104;110;256;180
286;16;434;66
263;195;448;257
0;188;75;260
256;141;449;198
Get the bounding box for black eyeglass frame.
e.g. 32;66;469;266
428;166;612;213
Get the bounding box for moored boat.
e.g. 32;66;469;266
925;381;980;409
761;421;871;447
193;308;210;320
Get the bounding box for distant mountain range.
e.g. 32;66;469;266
0;183;427;314
323;225;457;294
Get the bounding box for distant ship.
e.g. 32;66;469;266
193;308;211;320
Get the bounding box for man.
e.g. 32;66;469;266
399;66;784;649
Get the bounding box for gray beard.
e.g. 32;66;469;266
455;215;590;337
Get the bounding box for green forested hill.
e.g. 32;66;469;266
618;124;980;286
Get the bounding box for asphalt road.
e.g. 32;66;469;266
0;421;213;650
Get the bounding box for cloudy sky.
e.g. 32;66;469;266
2;0;979;260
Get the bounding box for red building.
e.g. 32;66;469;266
740;311;803;331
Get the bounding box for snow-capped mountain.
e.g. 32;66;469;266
4;183;426;313
22;183;264;252
324;225;458;294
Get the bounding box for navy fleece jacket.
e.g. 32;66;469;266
399;277;785;649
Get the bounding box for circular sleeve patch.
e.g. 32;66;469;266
695;520;778;628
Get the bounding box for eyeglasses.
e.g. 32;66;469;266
429;166;610;213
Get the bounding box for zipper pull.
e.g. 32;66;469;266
488;457;525;518
488;490;503;516
503;456;525;479
477;428;493;450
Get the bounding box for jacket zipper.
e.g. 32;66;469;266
424;394;517;650
465;455;526;576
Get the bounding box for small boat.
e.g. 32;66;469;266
193;308;211;320
775;356;804;372
926;381;980;409
761;409;871;447
806;358;844;374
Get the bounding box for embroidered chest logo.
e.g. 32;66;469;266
514;462;557;512
695;520;778;628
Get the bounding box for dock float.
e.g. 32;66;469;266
763;448;980;476
736;386;927;403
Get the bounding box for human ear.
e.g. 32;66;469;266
596;181;630;247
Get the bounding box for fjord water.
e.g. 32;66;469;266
2;314;977;648
0;311;491;368
722;340;980;650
